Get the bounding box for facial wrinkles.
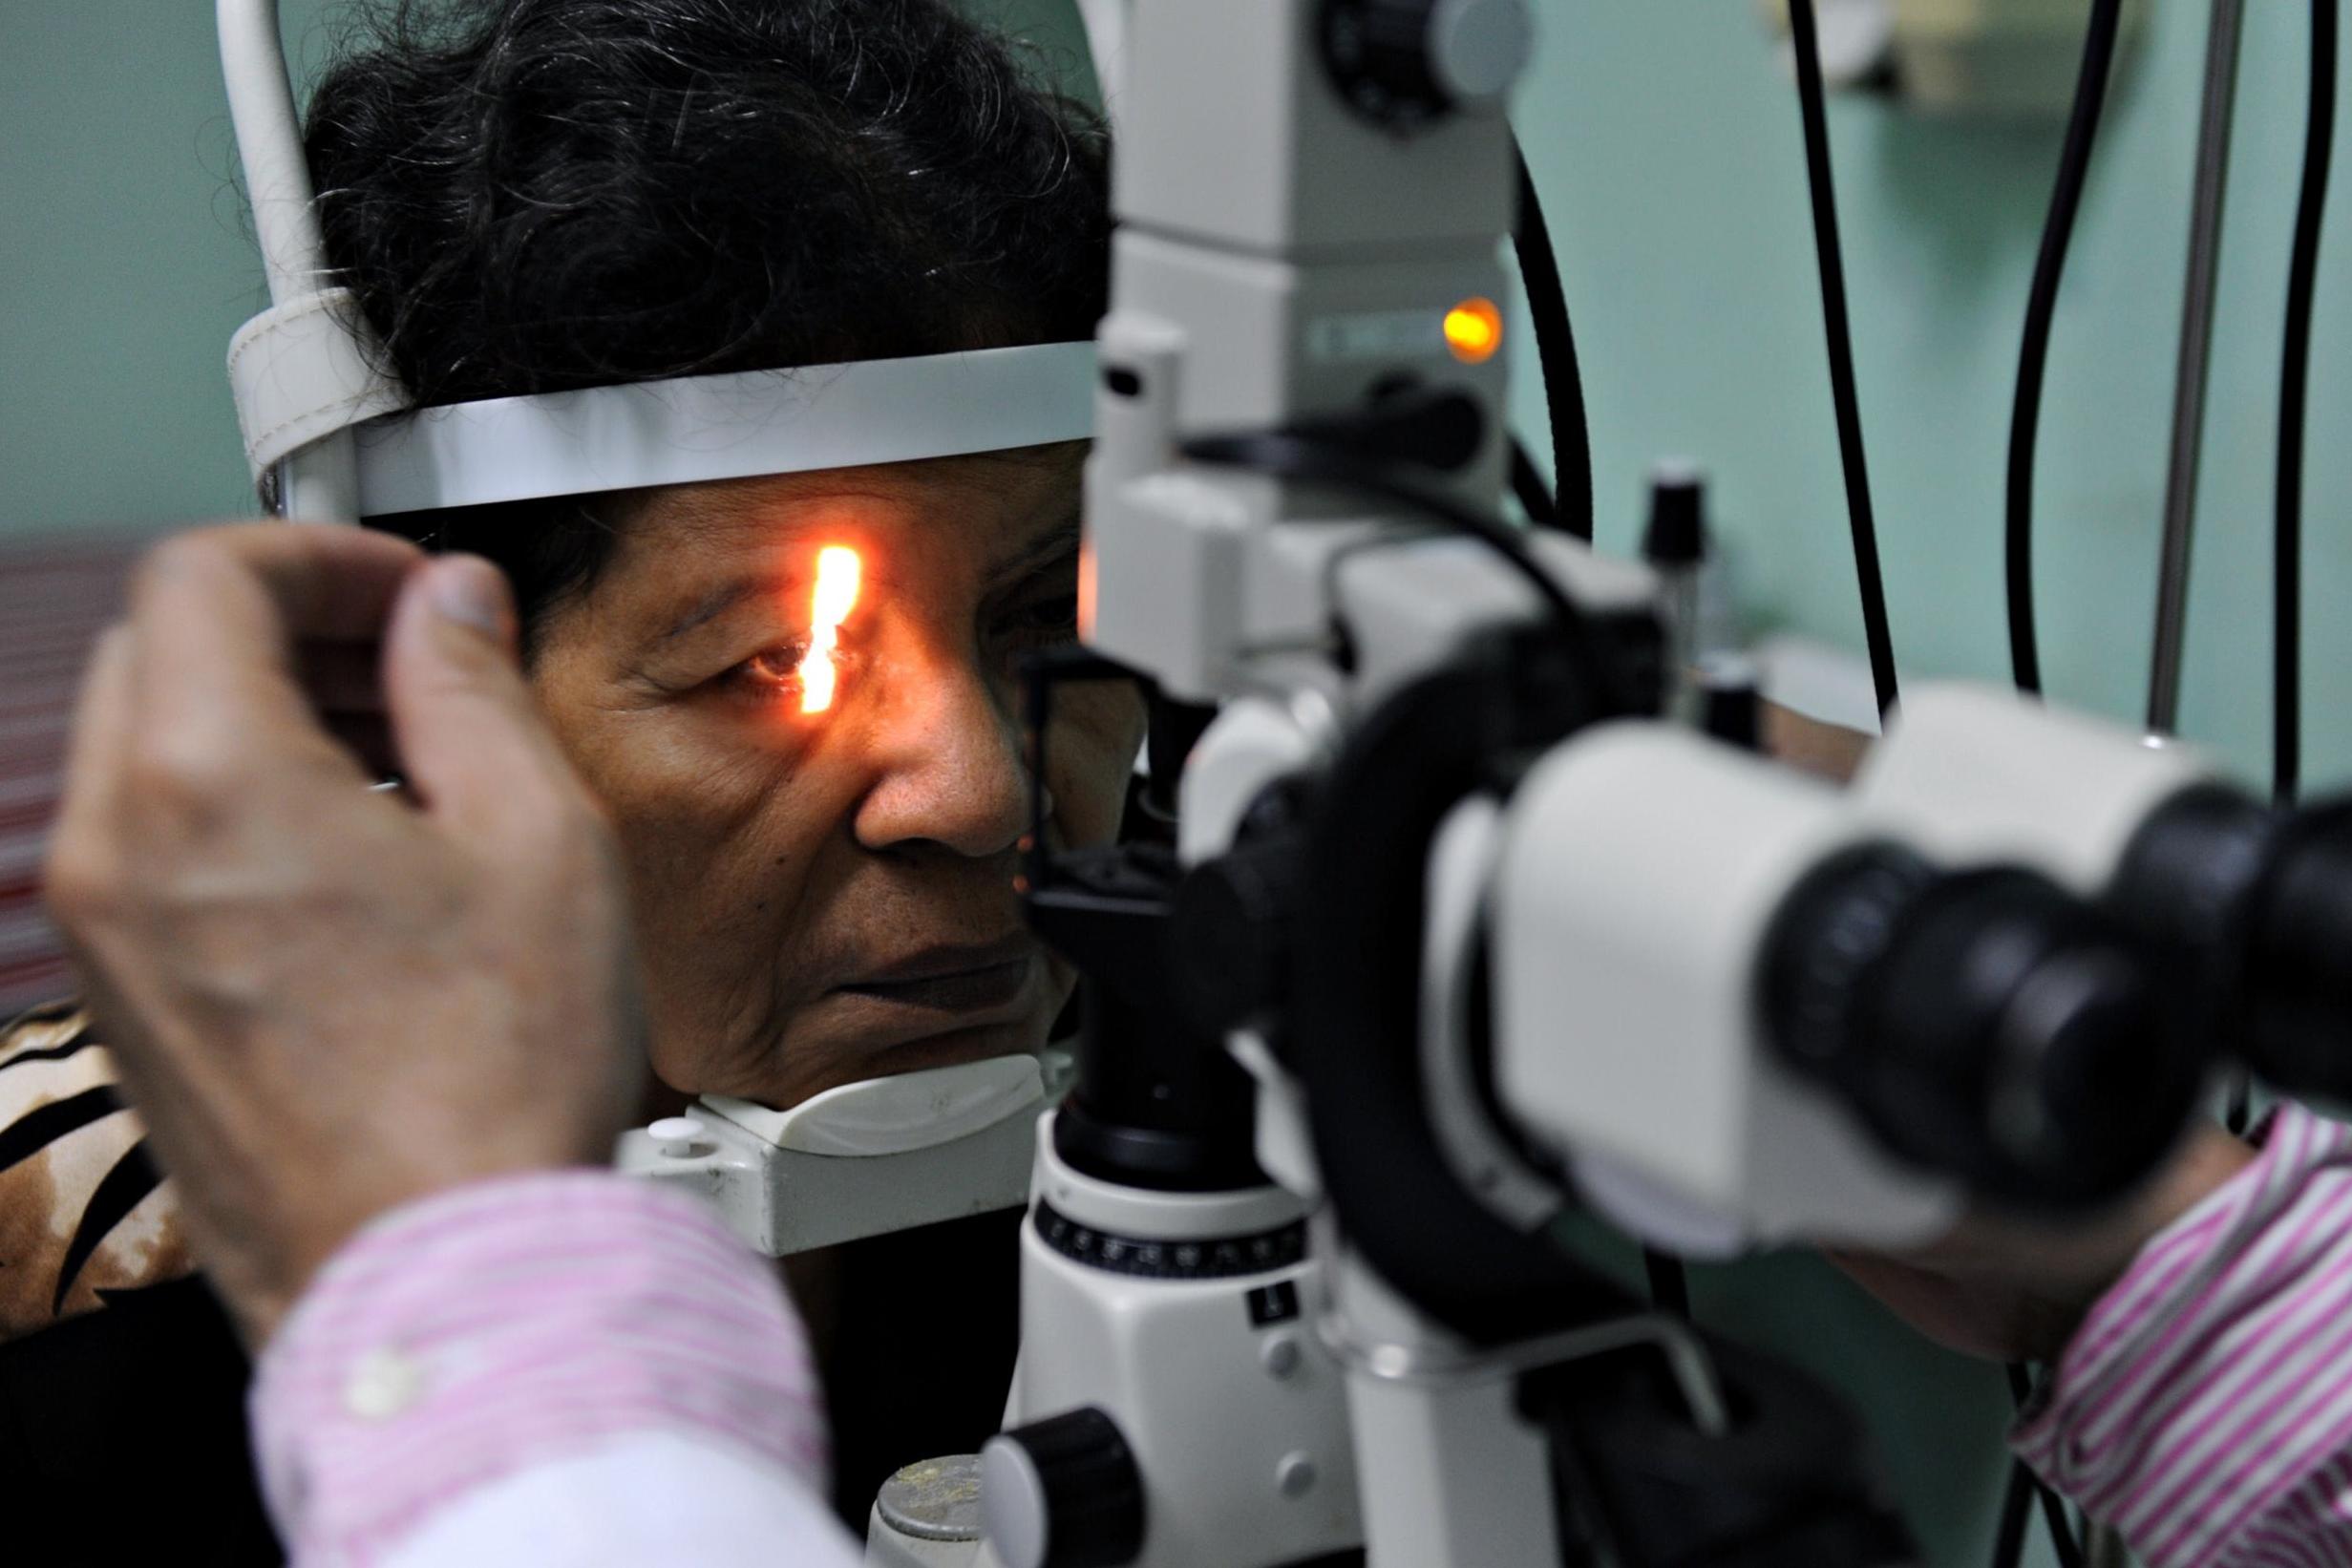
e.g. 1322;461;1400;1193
539;675;820;1091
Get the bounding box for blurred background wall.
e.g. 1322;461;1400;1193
2;3;2344;1563
3;3;2344;790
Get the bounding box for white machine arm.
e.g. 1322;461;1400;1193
218;0;395;520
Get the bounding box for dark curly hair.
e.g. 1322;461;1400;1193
302;0;1110;640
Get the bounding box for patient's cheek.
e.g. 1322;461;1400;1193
540;724;845;1099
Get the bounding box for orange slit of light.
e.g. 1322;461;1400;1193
799;545;863;713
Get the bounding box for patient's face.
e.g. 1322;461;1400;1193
526;446;1143;1109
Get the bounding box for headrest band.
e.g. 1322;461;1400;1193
345;342;1101;517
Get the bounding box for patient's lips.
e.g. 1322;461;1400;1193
835;933;1039;1017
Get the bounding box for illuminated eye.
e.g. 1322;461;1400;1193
799;545;863;714
741;643;809;694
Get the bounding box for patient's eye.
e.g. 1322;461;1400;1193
731;639;813;701
1005;589;1080;650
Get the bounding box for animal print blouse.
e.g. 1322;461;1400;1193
0;1000;191;1340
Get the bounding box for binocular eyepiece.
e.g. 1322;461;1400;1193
1765;846;2201;1211
2117;789;2352;1107
1765;786;2352;1216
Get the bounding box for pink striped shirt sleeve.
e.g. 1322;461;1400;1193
250;1170;830;1565
2014;1102;2352;1566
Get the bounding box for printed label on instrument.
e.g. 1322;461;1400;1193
1303;308;1447;364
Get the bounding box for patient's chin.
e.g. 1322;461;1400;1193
751;1006;1050;1110
646;974;1062;1113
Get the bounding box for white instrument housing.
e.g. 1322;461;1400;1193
1494;724;1963;1251
1003;1115;1362;1568
1854;681;2219;891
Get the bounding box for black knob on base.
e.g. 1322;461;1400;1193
982;1407;1146;1568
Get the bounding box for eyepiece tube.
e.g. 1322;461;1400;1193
2241;801;2352;1098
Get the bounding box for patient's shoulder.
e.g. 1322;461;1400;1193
0;1001;191;1341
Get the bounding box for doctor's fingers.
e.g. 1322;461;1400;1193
379;553;612;856
120;524;423;804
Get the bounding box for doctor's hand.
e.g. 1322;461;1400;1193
45;524;644;1346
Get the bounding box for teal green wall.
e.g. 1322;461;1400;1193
3;3;2338;789
1510;5;2349;794
4;4;2342;1562
0;1;278;538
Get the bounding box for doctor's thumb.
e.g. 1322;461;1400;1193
381;555;589;838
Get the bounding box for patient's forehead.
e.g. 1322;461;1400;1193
651;446;1080;526
613;449;1081;565
567;451;1083;652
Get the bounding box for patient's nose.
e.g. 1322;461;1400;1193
851;657;1032;858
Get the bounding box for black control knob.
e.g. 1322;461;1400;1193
1765;846;2201;1210
982;1408;1146;1568
1697;654;1762;752
1320;0;1534;132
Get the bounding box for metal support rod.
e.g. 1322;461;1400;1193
219;0;367;521
2147;0;2247;735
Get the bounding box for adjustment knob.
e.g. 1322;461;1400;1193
1320;0;1534;132
982;1408;1146;1568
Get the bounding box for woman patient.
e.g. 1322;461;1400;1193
0;0;1135;1551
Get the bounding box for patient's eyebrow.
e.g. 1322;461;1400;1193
650;577;785;647
653;514;1079;645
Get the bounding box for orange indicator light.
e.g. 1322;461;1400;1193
1443;297;1504;365
799;544;863;713
1076;540;1098;641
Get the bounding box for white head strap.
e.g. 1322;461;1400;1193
350;342;1098;517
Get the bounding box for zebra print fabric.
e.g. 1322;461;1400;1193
0;999;188;1339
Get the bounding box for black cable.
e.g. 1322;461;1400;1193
1642;1248;1690;1318
1513;137;1595;542
2277;0;2338;804
1991;1459;2035;1568
1512;434;1560;529
2040;1482;2087;1565
2004;1363;2086;1568
2004;0;2127;697
1786;0;1900;720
